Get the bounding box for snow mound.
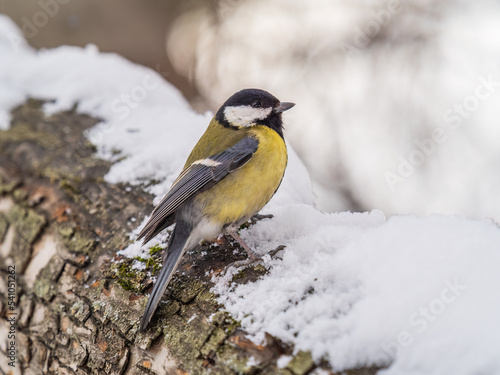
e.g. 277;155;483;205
214;207;500;375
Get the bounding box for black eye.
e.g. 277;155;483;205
251;100;262;108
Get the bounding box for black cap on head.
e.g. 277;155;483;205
220;88;280;109
215;89;293;138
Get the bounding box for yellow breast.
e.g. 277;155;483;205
198;125;287;226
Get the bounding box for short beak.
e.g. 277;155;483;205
274;102;295;113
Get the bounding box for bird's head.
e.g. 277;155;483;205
215;89;295;137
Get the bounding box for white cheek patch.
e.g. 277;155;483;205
224;105;272;127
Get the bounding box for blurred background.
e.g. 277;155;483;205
2;0;500;222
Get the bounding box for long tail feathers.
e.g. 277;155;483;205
139;227;189;331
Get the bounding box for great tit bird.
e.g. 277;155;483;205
137;88;294;331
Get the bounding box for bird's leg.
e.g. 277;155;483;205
229;231;259;261
225;230;262;269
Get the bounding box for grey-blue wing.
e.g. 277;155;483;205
136;136;259;244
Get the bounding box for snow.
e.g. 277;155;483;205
214;208;500;374
0;22;206;201
2;14;500;375
277;355;292;369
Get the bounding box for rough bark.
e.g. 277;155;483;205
0;100;378;375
